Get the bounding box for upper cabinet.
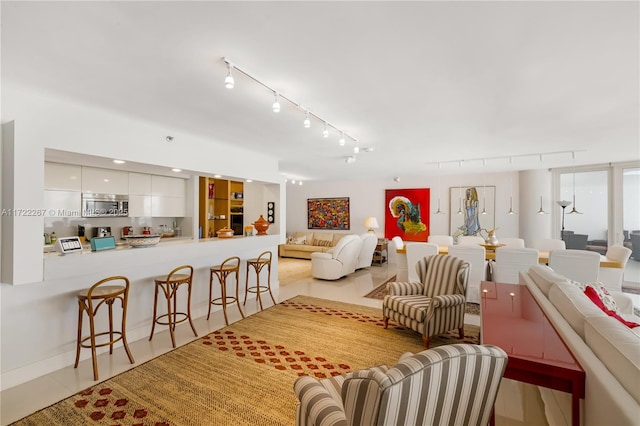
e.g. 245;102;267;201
128;172;152;195
82;167;129;195
44;162;82;191
151;176;185;197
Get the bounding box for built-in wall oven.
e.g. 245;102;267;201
82;194;129;217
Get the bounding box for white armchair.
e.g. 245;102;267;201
356;233;378;269
311;235;363;280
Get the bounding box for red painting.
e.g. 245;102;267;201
384;188;430;242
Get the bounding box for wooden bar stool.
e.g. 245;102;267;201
74;276;135;381
244;250;276;311
208;256;245;325
149;265;198;348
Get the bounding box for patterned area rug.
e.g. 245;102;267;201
12;296;479;426
364;279;481;316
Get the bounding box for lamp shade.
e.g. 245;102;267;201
364;217;379;232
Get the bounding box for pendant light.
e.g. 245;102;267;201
457;161;463;215
434;163;446;214
272;92;280;112
568;152;582;214
303;110;311;128
507;157;515;215
224;62;235;89
322;122;329;138
537;195;548;214
481;160;487;215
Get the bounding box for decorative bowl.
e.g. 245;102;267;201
124;235;161;248
216;227;234;238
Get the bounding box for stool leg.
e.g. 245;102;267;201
87;303;99;381
74;300;84;369
120;295;135;365
149;282;160;341
108;299;115;355
220;271;229;325
243;262;250;305
186;281;198;337
234;269;245;319
166;283;176;348
207;271;214;320
265;262;276;305
255;264;264;311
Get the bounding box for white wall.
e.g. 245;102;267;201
285;171;544;244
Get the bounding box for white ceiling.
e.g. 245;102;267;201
2;1;639;182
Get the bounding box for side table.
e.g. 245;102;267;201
373;238;388;266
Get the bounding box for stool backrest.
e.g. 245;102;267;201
257;251;272;263
221;256;241;269
166;264;194;282
86;275;130;311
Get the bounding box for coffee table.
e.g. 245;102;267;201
480;281;585;426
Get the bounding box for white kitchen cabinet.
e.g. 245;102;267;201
129;173;152;195
128;194;152;217
151;196;185;217
151;175;185;197
44;162;82;191
81;167;128;195
44;190;82;217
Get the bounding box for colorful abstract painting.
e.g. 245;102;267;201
307;197;350;230
384;188;430;241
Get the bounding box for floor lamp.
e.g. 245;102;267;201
557;200;571;238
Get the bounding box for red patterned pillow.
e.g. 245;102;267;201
583;286;640;328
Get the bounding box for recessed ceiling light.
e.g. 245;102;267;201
113;159;125;164
103;179;109;182
214;174;222;178
246;179;253;183
171;168;182;173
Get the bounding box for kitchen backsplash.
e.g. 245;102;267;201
44;216;189;242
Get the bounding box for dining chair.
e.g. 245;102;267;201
499;237;525;248
448;244;486;303
531;238;566;251
405;242;439;283
493;247;539;284
598;245;632;292
548;249;600;283
427;235;454;246
457;235;485;246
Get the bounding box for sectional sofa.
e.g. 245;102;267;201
278;231;349;260
520;264;639;425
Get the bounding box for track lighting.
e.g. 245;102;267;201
353;144;359;154
224;62;234;89
303;110;311;128
393;176;400;182
345;156;356;164
221;57;370;165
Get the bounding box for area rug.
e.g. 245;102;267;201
364;279;481;316
12;296;479;426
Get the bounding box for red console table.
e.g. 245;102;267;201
480;281;585;426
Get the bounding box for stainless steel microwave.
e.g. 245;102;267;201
82;194;129;217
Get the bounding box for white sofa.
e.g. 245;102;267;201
520;264;640;425
355;233;377;270
311;235;362;280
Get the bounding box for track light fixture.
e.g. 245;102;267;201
303;110;311;128
224;62;235;89
345;156;356;164
353;142;359;154
220;57;372;160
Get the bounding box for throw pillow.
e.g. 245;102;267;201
291;236;307;245
583;286;640;328
568;280;620;314
313;238;332;247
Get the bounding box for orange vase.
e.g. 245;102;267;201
253;215;270;235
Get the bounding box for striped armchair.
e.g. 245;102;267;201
383;255;469;348
294;344;508;426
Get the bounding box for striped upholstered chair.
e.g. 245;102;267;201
383;255;469;348
294;344;508;426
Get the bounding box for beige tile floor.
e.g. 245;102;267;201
1;256;547;425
